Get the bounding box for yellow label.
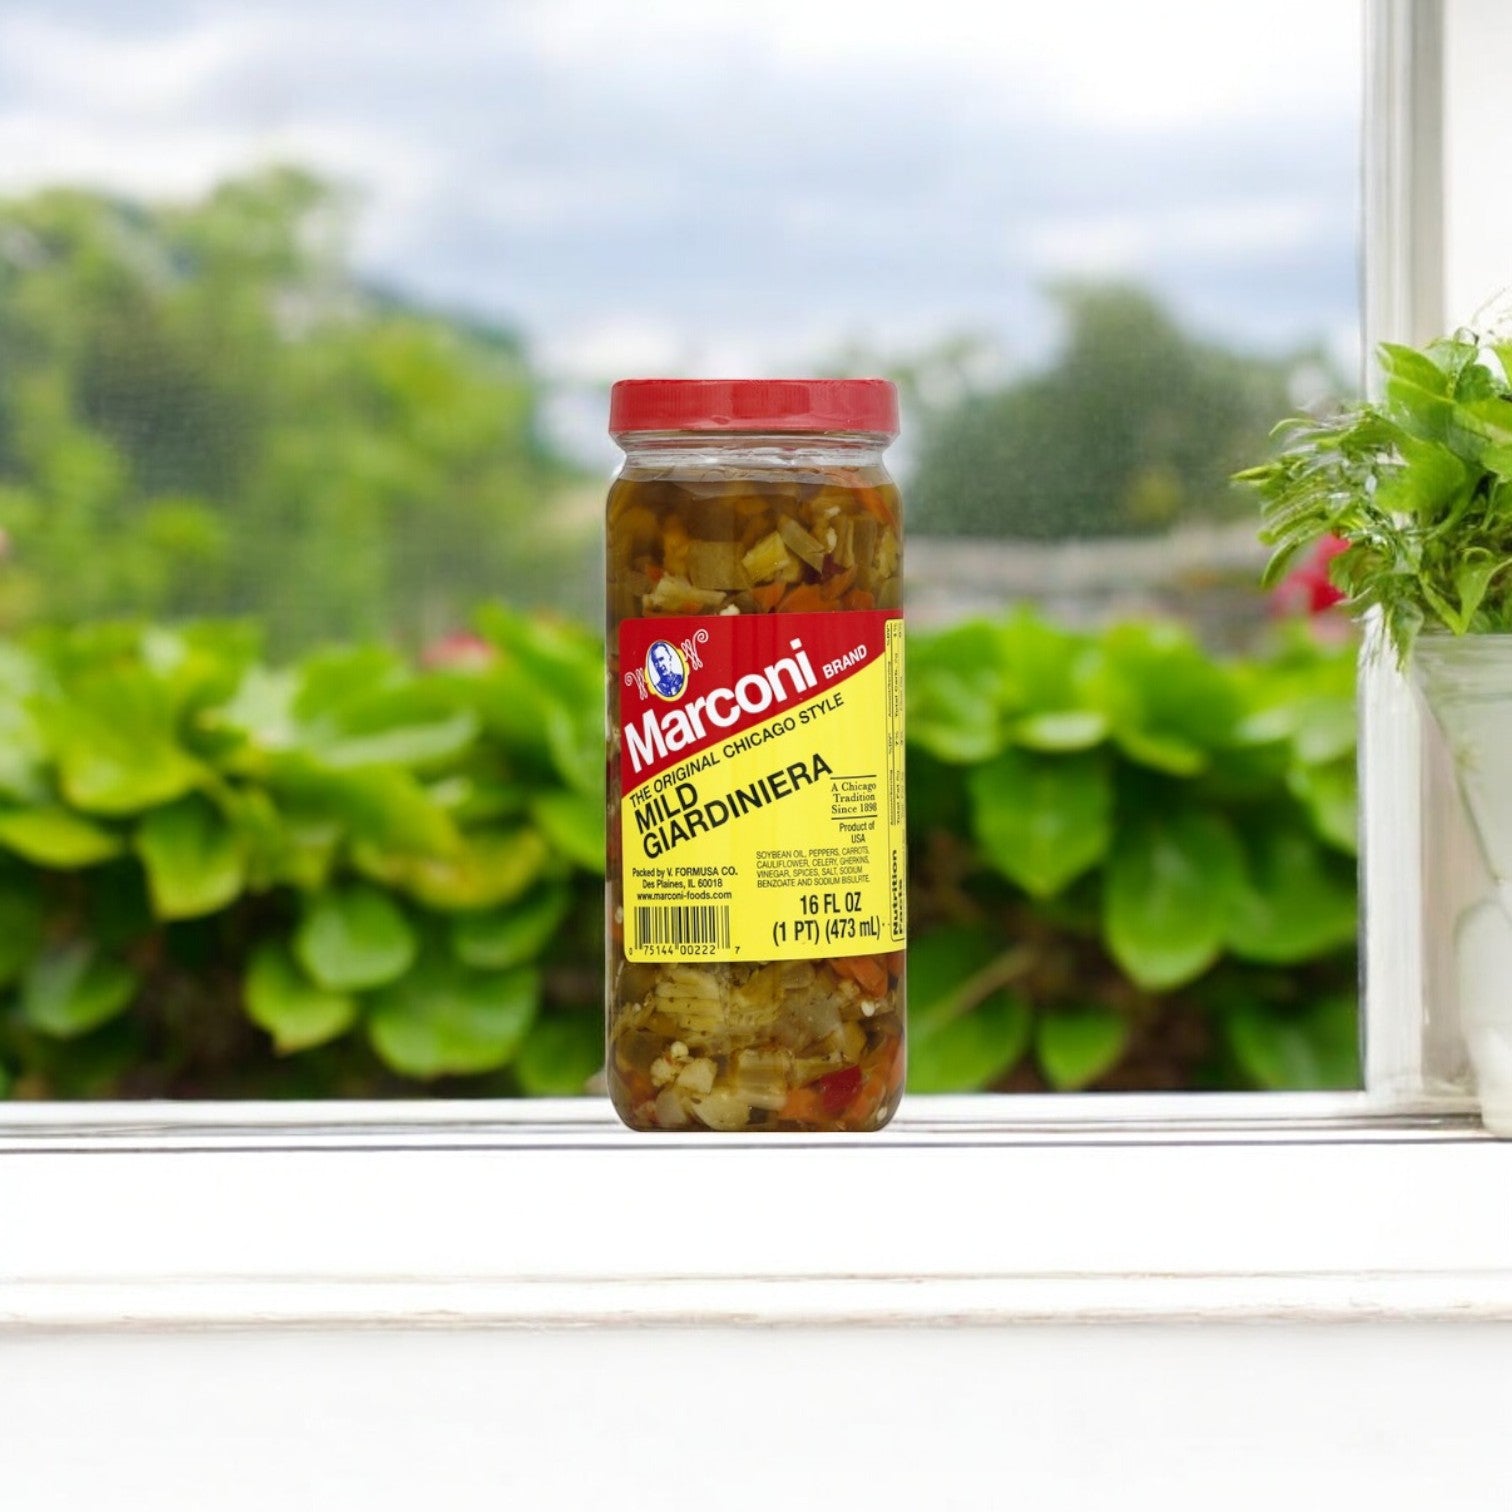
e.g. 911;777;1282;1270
619;612;905;961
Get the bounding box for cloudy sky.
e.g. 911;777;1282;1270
0;0;1361;397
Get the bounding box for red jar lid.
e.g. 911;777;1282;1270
609;378;898;440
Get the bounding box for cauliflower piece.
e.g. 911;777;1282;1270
655;1087;691;1128
675;1058;717;1096
693;1091;751;1132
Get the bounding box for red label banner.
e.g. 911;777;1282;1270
617;609;898;792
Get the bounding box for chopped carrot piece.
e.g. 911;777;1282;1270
844;954;888;998
779;1087;826;1124
820;566;856;600
778;584;827;614
750;581;785;611
855;486;896;527
843;589;876;612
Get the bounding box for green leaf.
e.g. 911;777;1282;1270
451;883;572;970
134;795;245;919
997;614;1107;751
1460;396;1512;450
295;884;417;991
1287;758;1357;854
1449;550;1505;632
0;886;44;989
244;941;357;1053
1104;808;1244;990
226;787;338;892
40;669;204;816
908;987;1030;1093
908;925;1001;1011
906;925;1030;1093
1380;341;1458;442
299;680;480;770
0;643;48;805
1014;710;1108;751
1089;624;1242;775
905;750;968;838
1288;694;1357;767
361;825;550;911
291;645;406;723
142;621;262;715
1223;994;1359;1090
368;957;540;1078
905;622;1008;763
269;755;459;856
1379;341;1453;396
1225;825;1357;964
515;1012;604;1095
0;806;123;868
21;943;138;1038
474;608;603;793
1036;1006;1131;1090
1373;434;1468;517
530;789;604;872
968;748;1112;898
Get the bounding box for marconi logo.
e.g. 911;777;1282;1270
625;637;818;776
645;640;688;701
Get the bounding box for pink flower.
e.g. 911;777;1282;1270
421;631;496;670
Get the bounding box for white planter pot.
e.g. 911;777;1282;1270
1414;635;1512;1134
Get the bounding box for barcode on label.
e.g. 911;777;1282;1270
633;904;731;951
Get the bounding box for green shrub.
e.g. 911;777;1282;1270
0;608;605;1098
0;606;1357;1101
906;612;1358;1092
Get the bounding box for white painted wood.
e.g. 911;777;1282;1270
5;1325;1512;1512
0;1098;1507;1332
1359;0;1445;1107
1443;0;1512;325
1357;0;1512;1114
3;1100;1509;1510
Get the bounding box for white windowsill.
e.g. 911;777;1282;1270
2;1092;1505;1333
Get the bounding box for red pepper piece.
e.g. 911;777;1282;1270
811;1064;864;1118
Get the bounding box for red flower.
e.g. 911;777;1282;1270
1272;536;1346;617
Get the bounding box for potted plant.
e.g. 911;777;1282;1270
1239;330;1512;1129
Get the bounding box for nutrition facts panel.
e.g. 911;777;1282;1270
885;618;907;941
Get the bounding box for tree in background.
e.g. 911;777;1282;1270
0;169;584;650
908;284;1339;539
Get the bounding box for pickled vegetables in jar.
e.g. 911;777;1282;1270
605;379;906;1132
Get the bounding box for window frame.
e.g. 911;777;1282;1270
1;0;1492;1336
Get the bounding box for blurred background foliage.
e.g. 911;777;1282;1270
0;608;1354;1101
0;168;589;652
0;171;1359;1098
908;285;1339;539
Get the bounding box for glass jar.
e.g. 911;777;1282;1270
605;379;906;1132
